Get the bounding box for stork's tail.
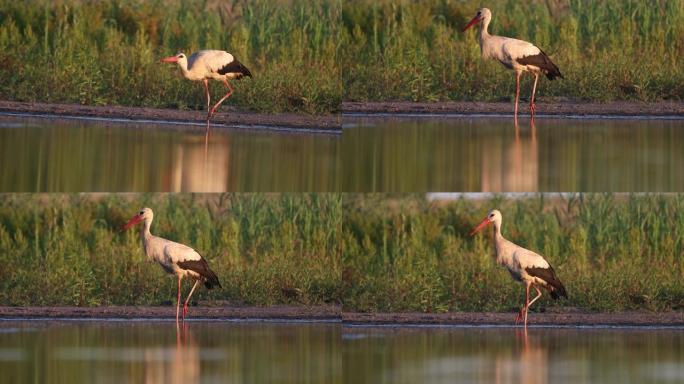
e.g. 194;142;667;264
203;267;222;289
547;280;568;300
541;51;563;81
232;60;252;79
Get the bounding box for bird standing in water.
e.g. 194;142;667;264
470;209;567;327
463;8;563;120
123;208;221;322
161;50;252;124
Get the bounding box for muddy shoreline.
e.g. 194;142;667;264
2;306;682;326
343;311;684;327
0;101;341;131
342;101;684;117
2;101;682;129
0;305;340;321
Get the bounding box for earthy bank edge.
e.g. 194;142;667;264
0;101;341;131
0;305;341;320
2;307;682;326
342;101;684;117
342;311;684;327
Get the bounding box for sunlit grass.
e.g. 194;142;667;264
0;0;342;114
343;194;684;312
0;194;342;306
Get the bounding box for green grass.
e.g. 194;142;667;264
343;194;684;313
0;0;341;114
341;0;684;102
0;194;342;306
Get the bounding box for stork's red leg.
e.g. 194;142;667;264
530;73;539;119
515;284;526;324
176;275;182;323
514;71;521;121
182;280;200;321
209;80;234;118
203;79;211;121
527;285;543;309
523;282;531;327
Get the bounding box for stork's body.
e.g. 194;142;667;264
463;8;563;119
470;210;567;327
124;208;221;322
161;50;252;124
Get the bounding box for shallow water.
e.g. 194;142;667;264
0;116;340;192
343;116;684;192
2;320;683;383
0;320;341;384
3;114;684;192
343;326;684;384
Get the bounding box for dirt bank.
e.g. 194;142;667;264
2;306;682;326
343;311;684;327
342;101;684;117
0;101;341;131
0;305;340;320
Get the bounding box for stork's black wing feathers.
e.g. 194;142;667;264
517;50;564;80
177;258;222;289
217;58;252;78
525;265;568;299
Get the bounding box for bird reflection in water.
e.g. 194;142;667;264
144;322;200;384
495;329;548;384
169;129;230;192
481;119;538;192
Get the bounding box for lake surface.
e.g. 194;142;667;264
2;320;682;383
0;320;340;384
0;115;340;192
3;114;684;192
343;325;684;384
343;116;684;192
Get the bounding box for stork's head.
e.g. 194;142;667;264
160;53;188;68
463;8;492;32
469;209;502;236
123;207;154;230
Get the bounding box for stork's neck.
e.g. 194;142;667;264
178;62;190;78
478;17;491;51
491;220;505;262
140;217;153;246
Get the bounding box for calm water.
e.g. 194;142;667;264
343;326;684;384
343;116;684;192
2;321;682;383
3;114;684;192
0;320;340;384
0;116;340;192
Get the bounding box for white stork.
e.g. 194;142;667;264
161;50;252;123
123;207;221;322
463;8;563;119
470;209;567;327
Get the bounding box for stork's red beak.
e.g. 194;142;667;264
462;15;481;32
160;56;178;63
469;217;492;236
123;214;144;230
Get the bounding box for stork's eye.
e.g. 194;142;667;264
139;211;144;215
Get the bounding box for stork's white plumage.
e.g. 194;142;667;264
124;208;221;322
470;209;567;327
161;50;252;123
463;8;563;120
